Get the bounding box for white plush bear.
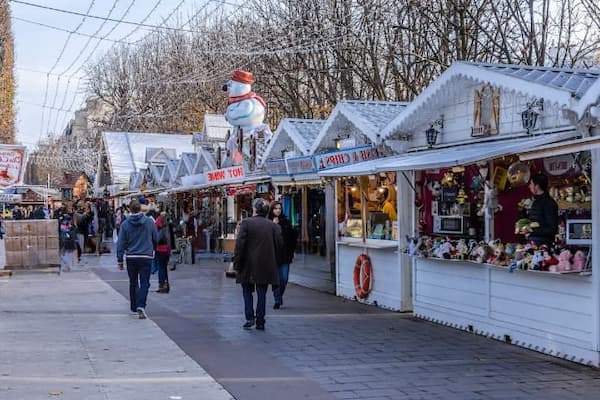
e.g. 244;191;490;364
223;70;266;130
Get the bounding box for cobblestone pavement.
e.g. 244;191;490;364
93;255;600;400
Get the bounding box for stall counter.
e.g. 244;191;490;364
413;257;598;366
336;238;412;311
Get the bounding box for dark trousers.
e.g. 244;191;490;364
242;283;268;325
156;251;170;286
126;257;152;312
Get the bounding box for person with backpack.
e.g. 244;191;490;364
59;215;78;272
155;212;171;293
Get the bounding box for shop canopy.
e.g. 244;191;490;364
168;174;271;194
518;135;600;160
319;131;578;176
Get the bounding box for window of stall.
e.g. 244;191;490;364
415;151;592;273
336;173;398;241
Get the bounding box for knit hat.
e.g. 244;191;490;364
231;70;254;85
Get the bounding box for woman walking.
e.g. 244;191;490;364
268;201;297;309
155;212;171;293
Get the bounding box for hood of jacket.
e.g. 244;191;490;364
127;213;146;226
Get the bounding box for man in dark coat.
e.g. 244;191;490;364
234;198;284;331
527;173;559;247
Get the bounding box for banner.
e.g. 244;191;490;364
0;145;27;188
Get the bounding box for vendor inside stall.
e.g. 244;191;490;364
525;173;558;247
337;174;398;241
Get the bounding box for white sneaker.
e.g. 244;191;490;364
136;307;147;319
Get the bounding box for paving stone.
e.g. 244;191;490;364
88;255;600;400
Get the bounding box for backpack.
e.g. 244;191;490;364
60;218;77;250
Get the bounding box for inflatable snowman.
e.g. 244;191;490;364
223;70;272;166
223;70;266;129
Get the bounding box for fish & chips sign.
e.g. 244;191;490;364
314;145;379;171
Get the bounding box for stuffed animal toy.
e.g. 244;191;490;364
454;239;468;260
456;188;468;205
492;242;509;267
475;244;494;264
477;182;502;216
541;248;559;272
504;243;515;258
427;180;442;199
405;235;421;256
514;218;540;235
572;250;586;271
518;253;533;270
531;249;545;270
435;240;454;259
556;249;572;272
466;239;478;260
441;172;457;187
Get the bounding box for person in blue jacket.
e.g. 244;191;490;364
117;200;158;319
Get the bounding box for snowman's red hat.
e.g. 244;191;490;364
231;70;254;84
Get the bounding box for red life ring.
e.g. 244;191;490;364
353;254;372;299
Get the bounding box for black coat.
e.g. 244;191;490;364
527;192;559;246
233;215;284;286
271;215;297;264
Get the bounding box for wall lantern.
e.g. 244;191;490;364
521;98;544;135
425;115;444;148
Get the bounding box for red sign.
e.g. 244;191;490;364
206;166;246;183
226;184;256;196
0;145;27;188
314;146;379;171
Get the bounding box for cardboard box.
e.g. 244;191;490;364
45;220;59;236
4;237;20;251
35;236;46;250
23;249;43;267
20;237;34;252
46;236;60;250
45;249;60;265
4;251;24;267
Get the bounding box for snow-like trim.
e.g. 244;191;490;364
381;62;588;139
311;100;408;154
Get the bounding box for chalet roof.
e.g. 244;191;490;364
145;147;177;163
311;100;409;153
103;131;192;187
203;114;232;141
381;62;600;139
260;119;325;166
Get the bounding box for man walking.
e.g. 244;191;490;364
117;200;158;319
234;198;284;331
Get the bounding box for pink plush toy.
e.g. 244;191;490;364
555;249;572;272
571;250;586;271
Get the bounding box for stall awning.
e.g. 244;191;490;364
518;135;600;160
271;173;322;186
168;174;271;194
319;131;578;176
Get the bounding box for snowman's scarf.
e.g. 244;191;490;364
226;92;266;108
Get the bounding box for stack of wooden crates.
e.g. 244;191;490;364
2;220;60;269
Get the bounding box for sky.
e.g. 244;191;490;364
10;0;227;150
